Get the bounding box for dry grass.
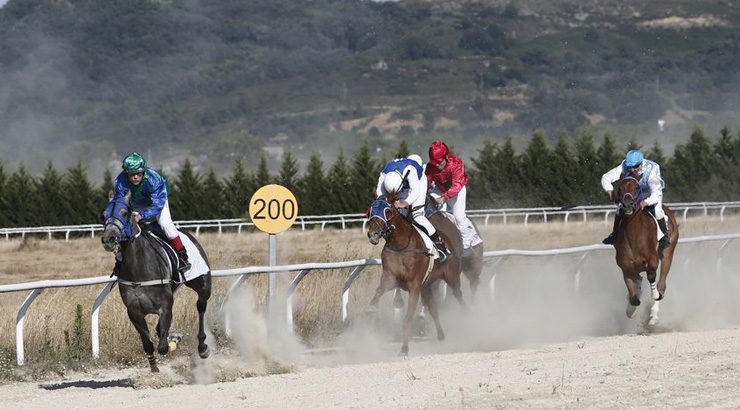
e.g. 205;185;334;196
0;216;738;379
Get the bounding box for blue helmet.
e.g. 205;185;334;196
624;149;644;169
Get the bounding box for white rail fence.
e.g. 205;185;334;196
2;202;740;241
1;233;738;366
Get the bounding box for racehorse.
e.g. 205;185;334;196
366;193;466;355
616;176;679;324
101;195;212;372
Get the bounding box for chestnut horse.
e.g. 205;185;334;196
616;176;679;325
366;194;465;355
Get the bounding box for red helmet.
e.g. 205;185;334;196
428;140;449;166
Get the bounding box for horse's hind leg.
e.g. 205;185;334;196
127;309;159;372
187;274;212;359
421;286;444;342
444;269;468;311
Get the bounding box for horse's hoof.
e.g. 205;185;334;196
399;345;409;356
437;331;445;342
150;364;160;373
657;292;664;301
199;345;210;359
651;288;660;300
626;304;638;319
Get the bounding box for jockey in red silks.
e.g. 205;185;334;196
375;154;451;261
425;140;483;253
601;149;670;247
109;152;191;275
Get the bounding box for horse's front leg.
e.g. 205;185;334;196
368;269;397;311
646;255;661;300
127;308;158;372
156;301;174;356
623;271;641;319
400;284;421;356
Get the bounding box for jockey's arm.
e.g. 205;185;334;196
600;165;622;193
138;175;168;220
111;173;128;201
643;168;664;207
442;159;466;200
375;173;385;199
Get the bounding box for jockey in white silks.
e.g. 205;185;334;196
600;149;670;248
375;154;451;261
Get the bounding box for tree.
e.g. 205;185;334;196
519;131;551;205
596;134;621;175
35;162;66;226
223;157;255;218
255;154;272;187
202;168;225;219
327;150;354;213
278;150;300;193
0;161;8;227
549;135;577;206
573;130;600;204
300;153;331;215
468;139;497;207
62;161;99;225
395;140;410;158
98;168;115;212
171;158;203;220
349;141;379;212
3;165;37;227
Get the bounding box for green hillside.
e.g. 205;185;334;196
1;0;740;175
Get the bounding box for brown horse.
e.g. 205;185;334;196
616;176;679;324
366;194;465;355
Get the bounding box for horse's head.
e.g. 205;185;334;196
101;194;135;252
366;198;396;245
618;176;643;216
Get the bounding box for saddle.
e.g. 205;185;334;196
140;223;184;283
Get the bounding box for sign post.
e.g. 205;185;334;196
248;184;298;320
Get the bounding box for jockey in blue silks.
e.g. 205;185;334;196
375;154;450;261
109;152;190;275
600;149;670;247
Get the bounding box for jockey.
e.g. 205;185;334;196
425;140;483;253
376;154;451;262
110;152;191;275
601;149;670;247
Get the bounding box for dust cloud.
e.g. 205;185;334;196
311;239;740;366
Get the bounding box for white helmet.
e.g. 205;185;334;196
383;172;404;194
407;154;423;166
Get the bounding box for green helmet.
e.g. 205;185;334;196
122;152;146;173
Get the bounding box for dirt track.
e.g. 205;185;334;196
2;326;740;409
2;218;740;408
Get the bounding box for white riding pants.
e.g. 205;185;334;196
429;186;482;248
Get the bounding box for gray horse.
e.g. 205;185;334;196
101;195;211;372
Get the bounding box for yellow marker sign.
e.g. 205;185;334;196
249;184;298;234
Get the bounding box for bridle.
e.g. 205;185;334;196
619;176;644;215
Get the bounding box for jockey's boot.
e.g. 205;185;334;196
430;232;450;263
169;236;192;273
602;213;622;245
658;217;670;248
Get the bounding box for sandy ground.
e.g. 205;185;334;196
2;216;740;408
2;326;740;409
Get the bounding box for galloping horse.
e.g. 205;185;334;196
101;195;212;372
366;193;466;355
616;176;679;324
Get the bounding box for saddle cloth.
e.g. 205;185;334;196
147;231;209;283
647;214;666;242
409;225;441;260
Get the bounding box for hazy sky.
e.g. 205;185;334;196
0;1;7;8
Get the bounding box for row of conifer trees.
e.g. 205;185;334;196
0;127;738;228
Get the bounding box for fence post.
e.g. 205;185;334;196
91;281;117;359
342;265;368;322
16;289;43;366
285;269;311;334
